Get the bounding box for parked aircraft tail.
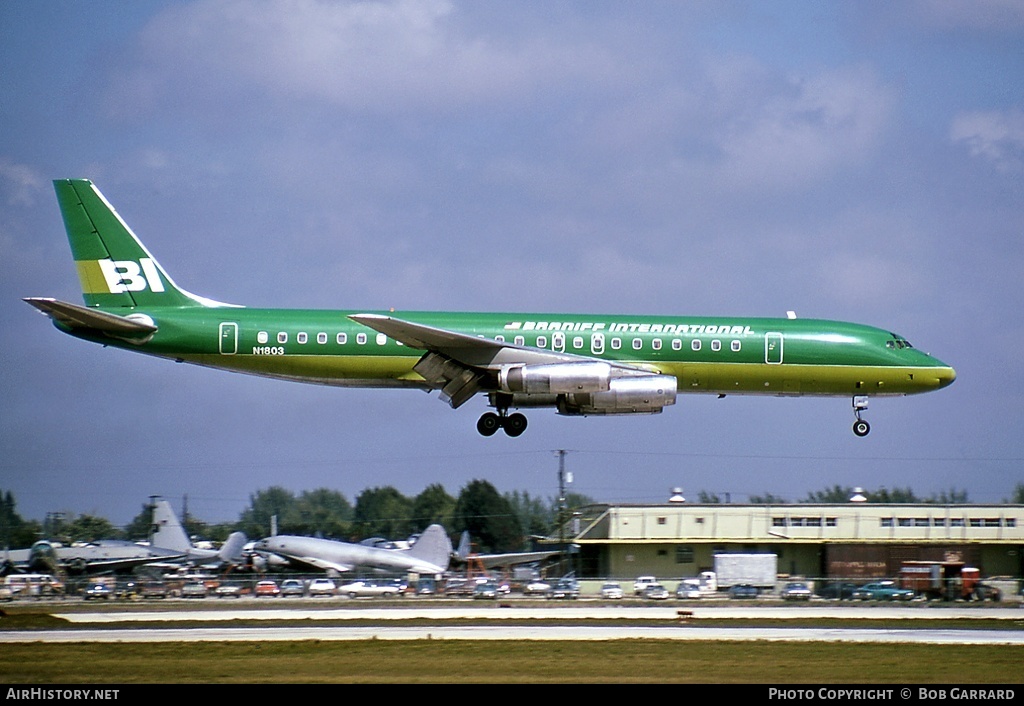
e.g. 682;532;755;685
217;532;248;564
150;499;194;553
405;524;453;572
150;499;248;565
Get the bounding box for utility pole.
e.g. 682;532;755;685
556;449;571;577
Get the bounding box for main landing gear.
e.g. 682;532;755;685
477;410;528;438
852;395;870;437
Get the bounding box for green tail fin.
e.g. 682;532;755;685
54;179;222;309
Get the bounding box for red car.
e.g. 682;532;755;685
255;580;280;597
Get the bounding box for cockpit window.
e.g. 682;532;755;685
886;335;914;350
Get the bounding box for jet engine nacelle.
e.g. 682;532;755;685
560;374;678;415
499;361;613;394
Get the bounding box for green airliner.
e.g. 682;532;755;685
25;179;956;438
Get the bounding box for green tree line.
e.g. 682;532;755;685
0;480;594;553
3;482;1022;551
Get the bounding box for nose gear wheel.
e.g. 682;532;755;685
852;395;870;437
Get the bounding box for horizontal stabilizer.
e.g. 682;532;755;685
24;298;157;336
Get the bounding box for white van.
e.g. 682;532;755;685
3;573;64;597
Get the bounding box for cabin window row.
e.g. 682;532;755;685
255;329;744;355
257;331;390;346
494;333;743;354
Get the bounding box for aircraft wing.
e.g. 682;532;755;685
348;313;509;353
67;555;187;573
349;313;656;409
453;531;560;570
270;553;354;574
460;550;563;571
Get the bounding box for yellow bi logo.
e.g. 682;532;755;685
98;258;165;293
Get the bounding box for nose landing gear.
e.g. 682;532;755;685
852;395;870;437
477;409;528;437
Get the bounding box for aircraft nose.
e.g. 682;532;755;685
935;366;956;389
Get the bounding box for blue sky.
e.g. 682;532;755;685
1;1;1022;528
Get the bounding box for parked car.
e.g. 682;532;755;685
140;580;168;599
413;578;436;595
600;582;624;599
642;583;670;600
337;580;403;598
444;578;475;597
115;580;139;599
472;582;499;599
181;581;208;598
215;582;244;598
971;582;1003;602
383;578;409;594
280;579;307;597
83;582;113;600
546;579;580;600
816;582;859;600
851;582;916;601
675;582;703;600
307;578;336;597
780;582;813;601
254;580;280;597
523;579;552;596
727;584;759;599
633;575;658;595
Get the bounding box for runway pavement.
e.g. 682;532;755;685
3;602;1023;645
49;603;1024;623
4;624;1024;644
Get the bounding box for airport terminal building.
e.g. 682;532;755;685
557;501;1024;581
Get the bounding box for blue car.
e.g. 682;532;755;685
851;582;915;601
727;584;759;599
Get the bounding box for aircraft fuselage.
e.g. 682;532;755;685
57;307;955;398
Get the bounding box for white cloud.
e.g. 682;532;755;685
707;64;892;191
950;109;1024;171
0;159;45;206
112;0;617;118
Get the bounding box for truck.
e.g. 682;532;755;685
675;571;718;598
898;561;1002;601
712;553;778;590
